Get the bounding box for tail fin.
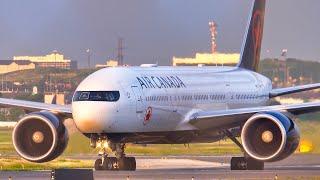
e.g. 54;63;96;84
237;0;266;72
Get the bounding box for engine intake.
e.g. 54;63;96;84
241;111;300;162
12;111;68;163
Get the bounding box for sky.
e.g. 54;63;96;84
0;0;319;67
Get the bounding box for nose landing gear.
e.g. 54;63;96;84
94;155;118;171
110;143;136;171
92;137;136;171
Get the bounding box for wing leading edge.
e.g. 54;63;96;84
189;102;320;130
269;83;320;98
0;98;72;116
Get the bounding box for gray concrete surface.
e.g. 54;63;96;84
1;155;320;180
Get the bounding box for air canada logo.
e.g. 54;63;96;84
252;10;264;69
136;76;186;90
143;107;152;125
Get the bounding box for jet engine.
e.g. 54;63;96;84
12;111;68;163
241;111;300;162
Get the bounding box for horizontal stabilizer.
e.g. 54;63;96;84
269;83;320;98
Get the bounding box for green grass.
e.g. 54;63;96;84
0;128;13;155
126;142;240;156
0;158;92;171
0;128;11;142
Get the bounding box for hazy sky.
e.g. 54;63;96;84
0;0;319;67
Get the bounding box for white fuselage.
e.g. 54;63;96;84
72;66;272;134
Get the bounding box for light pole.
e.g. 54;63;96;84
86;49;91;69
52;50;58;93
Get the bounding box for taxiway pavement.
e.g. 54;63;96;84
1;154;320;180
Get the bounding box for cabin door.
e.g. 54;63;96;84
131;86;145;121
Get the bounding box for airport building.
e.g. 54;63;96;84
95;60;119;68
172;53;240;66
0;60;36;74
173;21;240;67
13;52;77;69
44;93;69;105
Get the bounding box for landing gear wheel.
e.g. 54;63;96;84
94;159;103;171
230;157;264;170
118;157;136;171
109;157;117;170
247;158;264;170
118;158;129;170
102;157;115;170
231;157;247;170
127;157;136;171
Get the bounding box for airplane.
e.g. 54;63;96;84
2;0;320;171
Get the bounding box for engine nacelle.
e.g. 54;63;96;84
12;111;68;163
241;111;300;162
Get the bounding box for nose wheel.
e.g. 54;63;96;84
94;155;117;170
118;157;136;171
94;156;136;171
92;137;136;171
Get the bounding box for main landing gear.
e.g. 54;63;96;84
91;137;136;171
223;130;264;170
230;157;264;170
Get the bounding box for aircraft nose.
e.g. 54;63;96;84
72;102;108;133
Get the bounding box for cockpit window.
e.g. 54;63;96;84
73;91;120;102
79;92;90;100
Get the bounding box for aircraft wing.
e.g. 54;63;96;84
0;98;72;117
269;83;320;98
189;102;320;130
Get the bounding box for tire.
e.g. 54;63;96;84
230;157;247;170
117;157;137;171
109;157;117;170
118;158;129;171
247;158;264;170
94;159;103;171
102;158;114;170
128;157;136;171
230;157;264;170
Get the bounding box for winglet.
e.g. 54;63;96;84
237;0;266;72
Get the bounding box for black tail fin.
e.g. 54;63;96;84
237;0;266;72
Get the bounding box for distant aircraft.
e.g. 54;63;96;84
2;0;320;171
